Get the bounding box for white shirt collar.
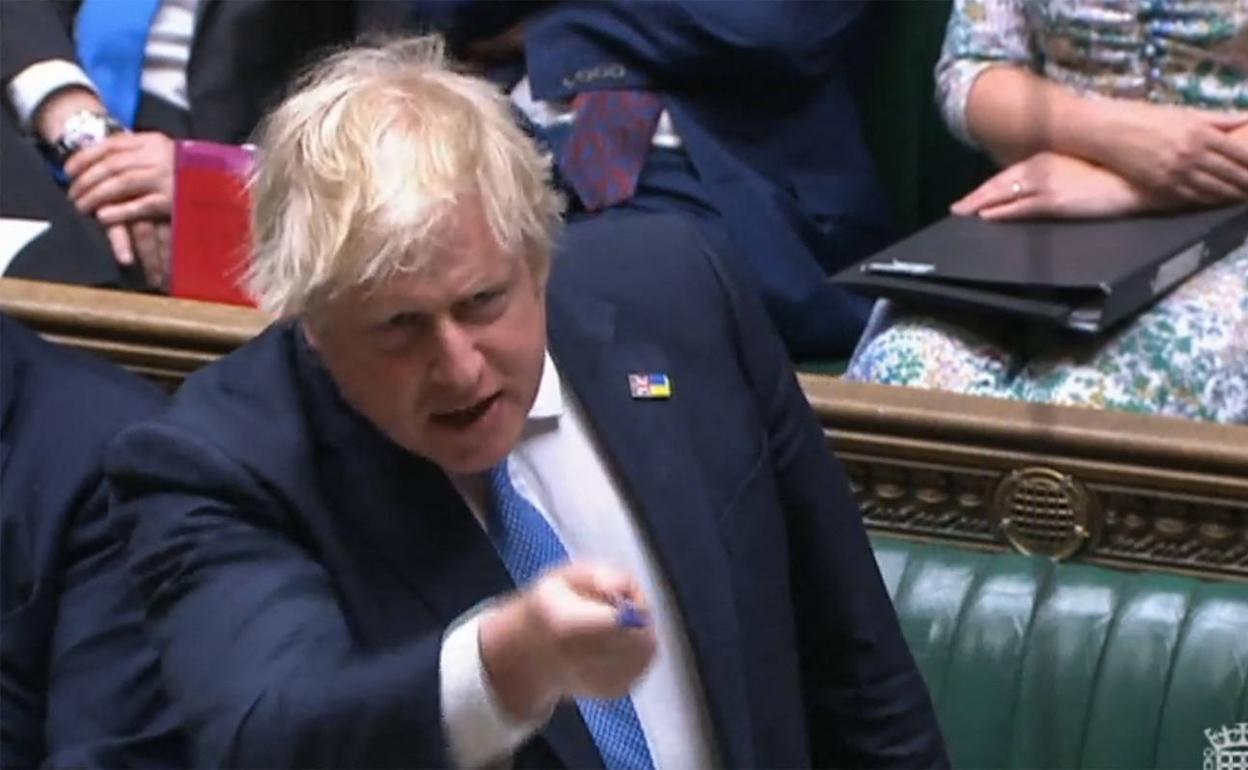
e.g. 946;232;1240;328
527;350;563;421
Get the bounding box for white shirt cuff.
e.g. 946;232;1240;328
441;604;552;768
6;60;99;132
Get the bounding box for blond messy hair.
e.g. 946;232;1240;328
245;35;564;318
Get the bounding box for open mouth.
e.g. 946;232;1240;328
430;392;501;429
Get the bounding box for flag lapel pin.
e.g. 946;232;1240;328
628;373;672;400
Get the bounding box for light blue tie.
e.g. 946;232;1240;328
485;461;656;770
75;0;163;128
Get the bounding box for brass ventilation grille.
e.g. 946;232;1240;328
994;467;1100;560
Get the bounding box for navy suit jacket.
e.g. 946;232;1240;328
0;0;368;144
0;316;184;768
106;215;945;768
414;0;892;358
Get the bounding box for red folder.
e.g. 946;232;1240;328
170;140;257;306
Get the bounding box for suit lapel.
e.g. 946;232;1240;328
548;294;756;768
297;329;512;626
190;0;218;56
295;328;604;769
323;424;514;624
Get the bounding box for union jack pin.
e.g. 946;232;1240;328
628;373;672;399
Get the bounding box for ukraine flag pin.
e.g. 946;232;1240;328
628;373;672;399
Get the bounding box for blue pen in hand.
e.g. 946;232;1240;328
616;598;650;629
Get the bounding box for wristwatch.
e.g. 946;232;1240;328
48;109;124;164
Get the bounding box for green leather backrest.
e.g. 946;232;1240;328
872;535;1248;770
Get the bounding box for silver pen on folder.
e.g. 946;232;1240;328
863;259;937;276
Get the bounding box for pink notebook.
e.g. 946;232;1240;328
170;141;256;307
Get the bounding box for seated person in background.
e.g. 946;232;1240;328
0;0;391;290
847;0;1248;424
0;314;184;768
410;0;891;360
106;37;946;768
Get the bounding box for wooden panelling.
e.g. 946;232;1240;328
803;377;1248;581
0;278;268;387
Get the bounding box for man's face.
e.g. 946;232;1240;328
307;202;547;474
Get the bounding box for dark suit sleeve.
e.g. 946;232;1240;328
407;0;535;48
108;425;451;769
42;481;185;769
523;0;865;99
0;0;78;88
0;317;182;769
700;245;949;767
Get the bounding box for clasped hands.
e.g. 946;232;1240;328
478;563;658;723
954;101;1248;221
64;130;175;289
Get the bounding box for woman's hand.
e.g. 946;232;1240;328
1090;100;1248;206
952;151;1156;220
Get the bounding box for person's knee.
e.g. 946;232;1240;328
848;316;1012;392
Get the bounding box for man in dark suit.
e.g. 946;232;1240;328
107;37;945;768
411;0;890;360
0;0;394;288
0;314;184;768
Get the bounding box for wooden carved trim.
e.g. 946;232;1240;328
805;377;1248;581
802;377;1248;479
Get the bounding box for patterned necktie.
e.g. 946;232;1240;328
558;90;663;212
485;460;656;770
75;0;163;127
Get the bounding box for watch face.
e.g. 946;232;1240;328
56;111;122;162
64;112;111;147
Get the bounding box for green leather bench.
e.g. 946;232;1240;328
873;535;1248;770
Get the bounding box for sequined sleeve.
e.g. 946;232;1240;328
935;0;1039;148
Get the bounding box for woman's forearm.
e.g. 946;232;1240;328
964;66;1115;167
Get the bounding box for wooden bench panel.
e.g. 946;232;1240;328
804;377;1248;582
0;278;268;388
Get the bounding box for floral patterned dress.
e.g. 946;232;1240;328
846;0;1248;423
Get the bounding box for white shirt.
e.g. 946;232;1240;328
439;351;718;769
5;0;198;130
140;0;199;111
